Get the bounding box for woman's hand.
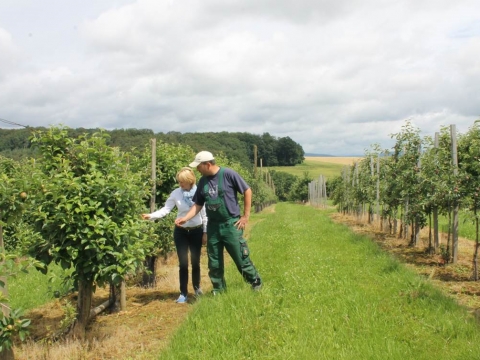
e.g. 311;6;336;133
202;232;207;246
141;214;151;220
175;217;187;226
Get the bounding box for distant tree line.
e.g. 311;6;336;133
0;127;304;168
268;170;313;202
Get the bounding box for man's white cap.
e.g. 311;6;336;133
189;151;214;167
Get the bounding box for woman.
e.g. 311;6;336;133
142;167;207;303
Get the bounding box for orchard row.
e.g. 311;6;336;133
329;121;480;277
0;125;276;347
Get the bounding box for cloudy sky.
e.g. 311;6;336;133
1;0;479;155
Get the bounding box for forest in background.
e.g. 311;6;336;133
0;127;304;169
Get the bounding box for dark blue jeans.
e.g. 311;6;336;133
173;226;203;296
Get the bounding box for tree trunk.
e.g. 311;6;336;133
428;213;434;254
433;206;439;252
70;279;94;340
0;218;14;359
403;199;409;240
409;223;414;246
452;199;459;263
414;221;420;247
0;347;15;360
142;256;157;288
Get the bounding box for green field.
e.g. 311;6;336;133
266;158;349;180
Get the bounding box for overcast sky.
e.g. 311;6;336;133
1;0;479;155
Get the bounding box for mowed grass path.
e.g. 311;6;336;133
160;203;480;360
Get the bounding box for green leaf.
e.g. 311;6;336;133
60;259;70;270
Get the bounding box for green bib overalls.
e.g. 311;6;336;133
204;167;260;292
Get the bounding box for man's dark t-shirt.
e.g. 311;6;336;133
193;167;250;218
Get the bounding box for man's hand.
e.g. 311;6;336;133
141;214;151;220
234;215;249;230
175;204;202;226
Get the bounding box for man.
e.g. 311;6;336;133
175;151;262;293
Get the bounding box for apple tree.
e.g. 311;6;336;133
28;126;157;339
0;155;43;356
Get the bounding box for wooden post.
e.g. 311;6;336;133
142;138;157;288
308;181;313;205
354;162;361;219
253;145;258;178
343;166;348;214
474;209;479;280
376;155;380;224
369;156;374;223
120;282;127;311
120;281;127;311
433;132;439;251
320;175;325;208
413;144;422;246
323;176;327;208
150;138;157;213
451;125;459;263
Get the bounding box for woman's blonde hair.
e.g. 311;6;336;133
176;167;196;186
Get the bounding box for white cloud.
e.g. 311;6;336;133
0;0;479;155
0;27;19;78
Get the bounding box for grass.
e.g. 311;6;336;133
437;211;478;241
8;203;480;359
159;203;480;360
8;263;71;311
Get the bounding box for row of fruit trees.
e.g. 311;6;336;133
329;120;480;280
0;126;276;356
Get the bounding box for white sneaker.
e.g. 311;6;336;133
176;294;188;303
194;288;204;297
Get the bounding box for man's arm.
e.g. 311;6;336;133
243;188;252;218
234;188;252;230
175;203;203;226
